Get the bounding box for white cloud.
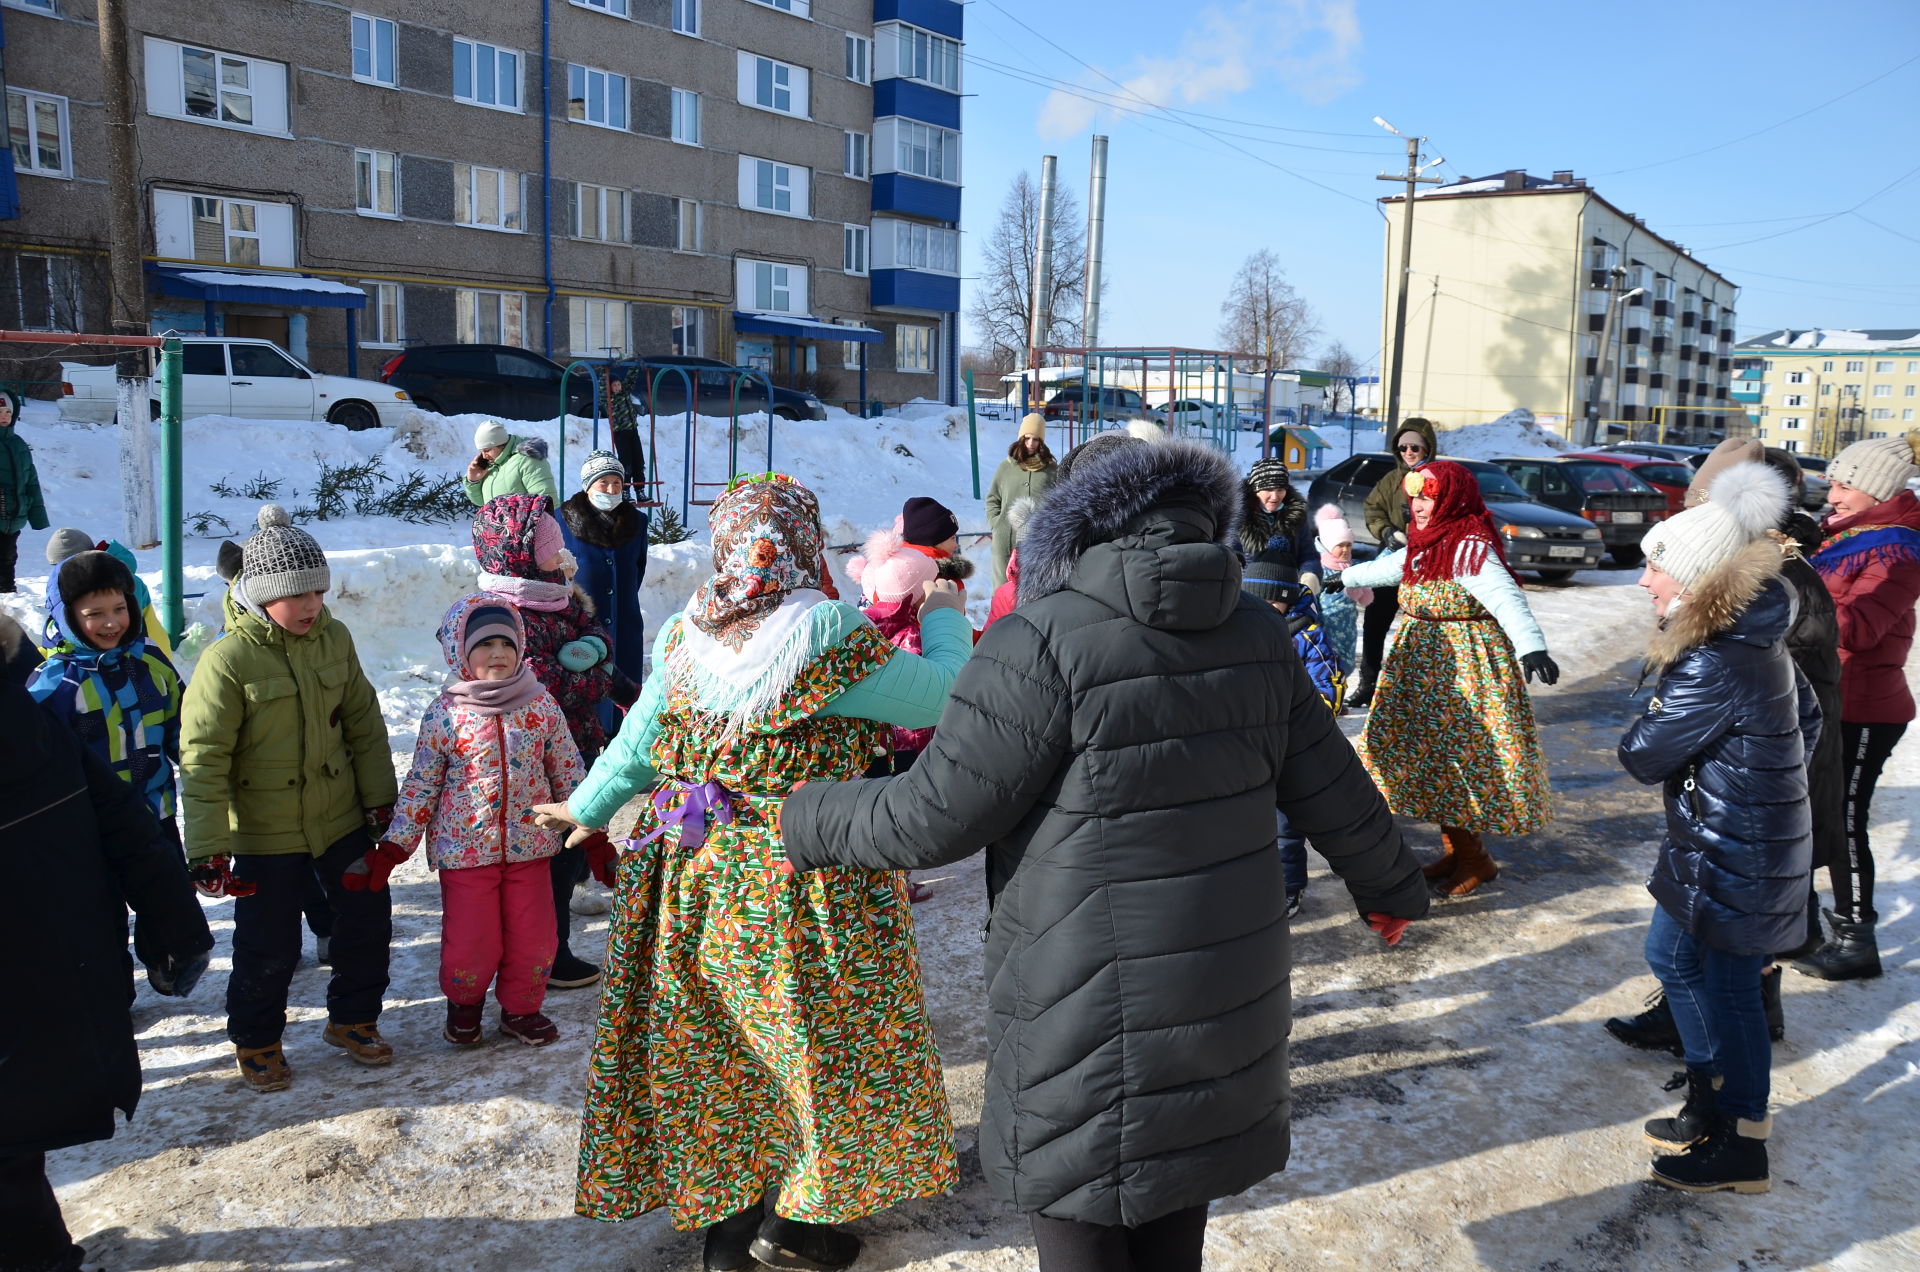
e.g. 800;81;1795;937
1035;0;1363;141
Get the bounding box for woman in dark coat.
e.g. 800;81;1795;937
780;437;1430;1272
558;449;649;683
1238;455;1312;564
0;614;213;1271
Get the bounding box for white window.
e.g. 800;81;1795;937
843;130;869;179
874;218;961;273
351;14;396;86
1875;360;1895;372
1908;361;1919;373
1784;394;1804;408
1905;409;1917;421
456;288;526;346
672;0;699;35
1845;360;1865;372
574;183;628;242
567;64;628;130
1871;408;1894;421
1780;417;1803;430
144;38;290;134
454;38;522;112
362;281;403;346
1874;384;1893;397
672;305;703;356
842;340;864;370
1586;242;1617;273
673;198;700;252
153;190;296;266
569;297;630;357
1782;438;1801;453
1907;384;1917;397
354;148;398;217
846;34;871;84
880;118;959;183
896;25;961;91
671;89;700;145
737;258;807;315
1822;360;1834;371
455;164;524;231
571;0;628;16
739;156;809;218
6;89;70;177
747;0;810;15
1785;370;1805;384
895;325;933;373
739;52;807;118
9;253;83;331
843;224;868;276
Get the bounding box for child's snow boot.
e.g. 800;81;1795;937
1434;828;1498;898
236;1043;292;1092
501;1010;560;1047
323;1020;394;1066
1650;1113;1771;1194
1644;1068;1722;1151
704;1200;765;1272
1605;989;1684;1056
750;1216;862;1272
444;1001;484;1046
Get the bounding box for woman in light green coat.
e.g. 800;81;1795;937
984;413;1056;587
463;420;559;506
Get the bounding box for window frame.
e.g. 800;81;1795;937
453;163;525;232
670;88;701;145
671;0;700;36
673;198;701;253
6;88;71;178
569;0;630;17
740;155;809;219
453;37;524;113
353;147;400;219
742;52;807;119
842;223;868;276
10;252;83;332
745;0;810;16
843;129;869;180
350;13;397;87
567;63;629;131
573;182;629;243
895;324;933;374
1784;370;1805;384
1875;360;1895;373
845;34;872;84
2;0;59;15
361;281;404;347
896;24;961;92
455;287;527;347
1845;360;1865;372
147;38;290;135
884;117;960;184
568;296;632;358
672;305;704;357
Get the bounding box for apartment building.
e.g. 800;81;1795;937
1733;328;1920;456
1379;169;1740;441
0;0;964;406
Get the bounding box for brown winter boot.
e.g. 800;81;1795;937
323;1020;395;1066
1422;828;1463;880
235;1043;293;1092
1435;828;1499;898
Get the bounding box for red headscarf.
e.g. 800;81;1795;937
1402;460;1517;586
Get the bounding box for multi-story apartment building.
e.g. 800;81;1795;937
0;0;964;407
1379;169;1739;441
1733;328;1920;456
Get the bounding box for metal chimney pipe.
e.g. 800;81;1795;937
1028;155;1058;369
1082;135;1109;350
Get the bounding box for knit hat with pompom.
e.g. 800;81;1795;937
1641;462;1788;589
241;505;330;606
1828;432;1920;504
847;526;940;604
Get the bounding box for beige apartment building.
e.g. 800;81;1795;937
1732;329;1920;457
0;0;965;407
1379;169;1740;442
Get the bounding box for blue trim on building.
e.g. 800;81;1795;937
735;312;883;343
873;79;960;130
874;0;964;40
871;269;959;312
871;172;961;222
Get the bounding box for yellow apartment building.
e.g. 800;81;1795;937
1732;330;1920;456
1379;170;1740;442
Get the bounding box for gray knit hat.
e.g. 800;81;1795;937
241;505;330;606
45;527;97;564
1829;433;1920;503
579;449;625;490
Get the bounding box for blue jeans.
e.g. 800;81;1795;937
1644;903;1770;1121
1278;812;1307;896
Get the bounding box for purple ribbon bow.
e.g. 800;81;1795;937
638;780;736;850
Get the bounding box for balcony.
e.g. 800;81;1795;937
1650;373;1666;389
1625;368;1642;385
874;80;961;130
1586;313;1606;332
870;268;959;312
1717;357;1730;372
1653;299;1672;317
1625;327;1644;344
871;173;961;222
1680;311;1696;327
1651;337;1668;354
875;0;965;39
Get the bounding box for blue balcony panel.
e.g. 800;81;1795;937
871;269;960;313
874;80;961;131
872;173;961;223
874;0;963;40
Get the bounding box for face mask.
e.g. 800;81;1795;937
588;491;624;512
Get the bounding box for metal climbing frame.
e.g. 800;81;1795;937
1029;345;1247;455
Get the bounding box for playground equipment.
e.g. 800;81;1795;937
1026;346;1252;455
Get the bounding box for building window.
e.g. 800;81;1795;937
672;305;703;356
878;219;961;273
1908;361;1919;374
144;38;290;134
740;156;808;217
569;297;630;357
1906;384;1917;397
1875;360;1895;373
843;130;868;179
574;183;628;242
738;259;806;315
1782;438;1800;453
887;118;959;183
671;89;700;145
672;0;699;35
843;224;867;276
456;288;525;346
571;0;628;15
153;190;296;266
1586;242;1616;273
1873;383;1893;397
1845;360;1864;372
896;25;961;91
6;89;70;177
454;38;522;112
1785;370;1805;384
1870;408;1893;421
673;198;700;252
1822;384;1832;396
354;149;398;217
741;53;807;117
842;340;864;370
747;0;810;15
3;0;58;13
567;65;628;130
1779;418;1803;430
1822;360;1834;372
1906;409;1917;421
362;281;403;346
896;325;933;374
1784;394;1804;408
8;253;83;331
846;34;871;84
351;14;396;86
455;164;524;231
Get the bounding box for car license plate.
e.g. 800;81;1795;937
1613;511;1643;525
1548;545;1586;559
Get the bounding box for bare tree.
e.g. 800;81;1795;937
968;170;1089;369
1217;249;1318;371
1318;340;1361;415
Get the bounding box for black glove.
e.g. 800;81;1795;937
609;668;640;710
1321;575;1345;594
1521;651;1560;686
148;949;210;997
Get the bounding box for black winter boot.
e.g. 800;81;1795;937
1760;966;1785;1042
1346;672;1377;710
703;1200;765;1272
1650;1113;1771;1194
1605;989;1684;1056
1644;1068;1721;1151
1791;909;1881;981
751;1216;863;1271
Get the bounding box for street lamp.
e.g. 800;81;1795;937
1582;273;1646;447
1375;116;1443;432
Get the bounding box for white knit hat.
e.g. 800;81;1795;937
578;449;625;490
1641;462;1788;589
474;420;510;450
1828;432;1920;503
241;505;330;606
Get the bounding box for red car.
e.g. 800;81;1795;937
1566;451;1692;517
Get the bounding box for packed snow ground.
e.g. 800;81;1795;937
7;402;1916;1271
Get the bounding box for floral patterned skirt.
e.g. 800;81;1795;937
1358;582;1552;836
574;798;958;1230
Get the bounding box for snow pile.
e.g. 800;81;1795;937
1311;408;1572;465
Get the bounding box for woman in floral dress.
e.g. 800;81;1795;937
1338;460;1559;896
534;473;970;1272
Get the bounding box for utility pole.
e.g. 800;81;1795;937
1375;121;1441;435
1082;136;1109;351
97;0;158;547
1582;266;1627;448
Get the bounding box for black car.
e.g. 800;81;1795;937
1041;383;1149;422
379;345;594;421
1492;456;1670;566
614;355;827;422
1307;453;1605;581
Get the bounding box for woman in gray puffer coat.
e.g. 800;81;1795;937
780;436;1430;1272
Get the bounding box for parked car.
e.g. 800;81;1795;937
1307;453;1604;581
1786;455;1833;511
379;344;596;421
1041;384;1150;423
1492;456;1669;566
59;338;413;430
1595;442;1714;470
614;355;827;422
1566;451;1692;517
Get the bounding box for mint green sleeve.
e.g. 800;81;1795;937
1341;549;1406;590
821;606;974;727
568;619;673;828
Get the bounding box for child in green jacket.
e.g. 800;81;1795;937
179;505;399;1092
0;388;50;592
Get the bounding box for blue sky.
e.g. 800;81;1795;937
954;0;1920;370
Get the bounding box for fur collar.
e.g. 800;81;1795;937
560;491;643;549
1645;539;1783;672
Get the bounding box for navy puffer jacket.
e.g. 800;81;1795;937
1619;540;1820;955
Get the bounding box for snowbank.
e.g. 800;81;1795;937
1312;408;1572;466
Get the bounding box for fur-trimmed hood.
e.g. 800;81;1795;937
559;490;644;549
1646;538;1788;672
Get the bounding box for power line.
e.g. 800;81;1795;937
1700;161;1920;250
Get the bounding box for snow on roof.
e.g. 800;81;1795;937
1738;328;1920;352
172;270;367;297
1413;172;1581;199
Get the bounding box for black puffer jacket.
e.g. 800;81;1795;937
1237;479;1309;563
1620;541;1819;956
1778;548;1844;869
783;439;1429;1227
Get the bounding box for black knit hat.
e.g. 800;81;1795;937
1248;457;1291;492
901;496;958;547
1242;548;1301;604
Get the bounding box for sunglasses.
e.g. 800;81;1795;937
1397;444;1426;453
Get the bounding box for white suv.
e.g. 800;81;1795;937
59;337;412;430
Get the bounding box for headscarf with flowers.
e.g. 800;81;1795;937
687;473;829;643
1401;459;1517;586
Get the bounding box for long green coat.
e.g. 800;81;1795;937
463;434;559;507
0;424;48;534
178;593;397;859
984;457;1055;587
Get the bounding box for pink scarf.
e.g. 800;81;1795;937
442;663;545;716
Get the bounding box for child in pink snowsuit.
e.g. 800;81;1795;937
377;595;585;1048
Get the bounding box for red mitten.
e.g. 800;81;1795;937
342;842;409;892
579;831;620;887
1366;912;1410;946
189;855;256;899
